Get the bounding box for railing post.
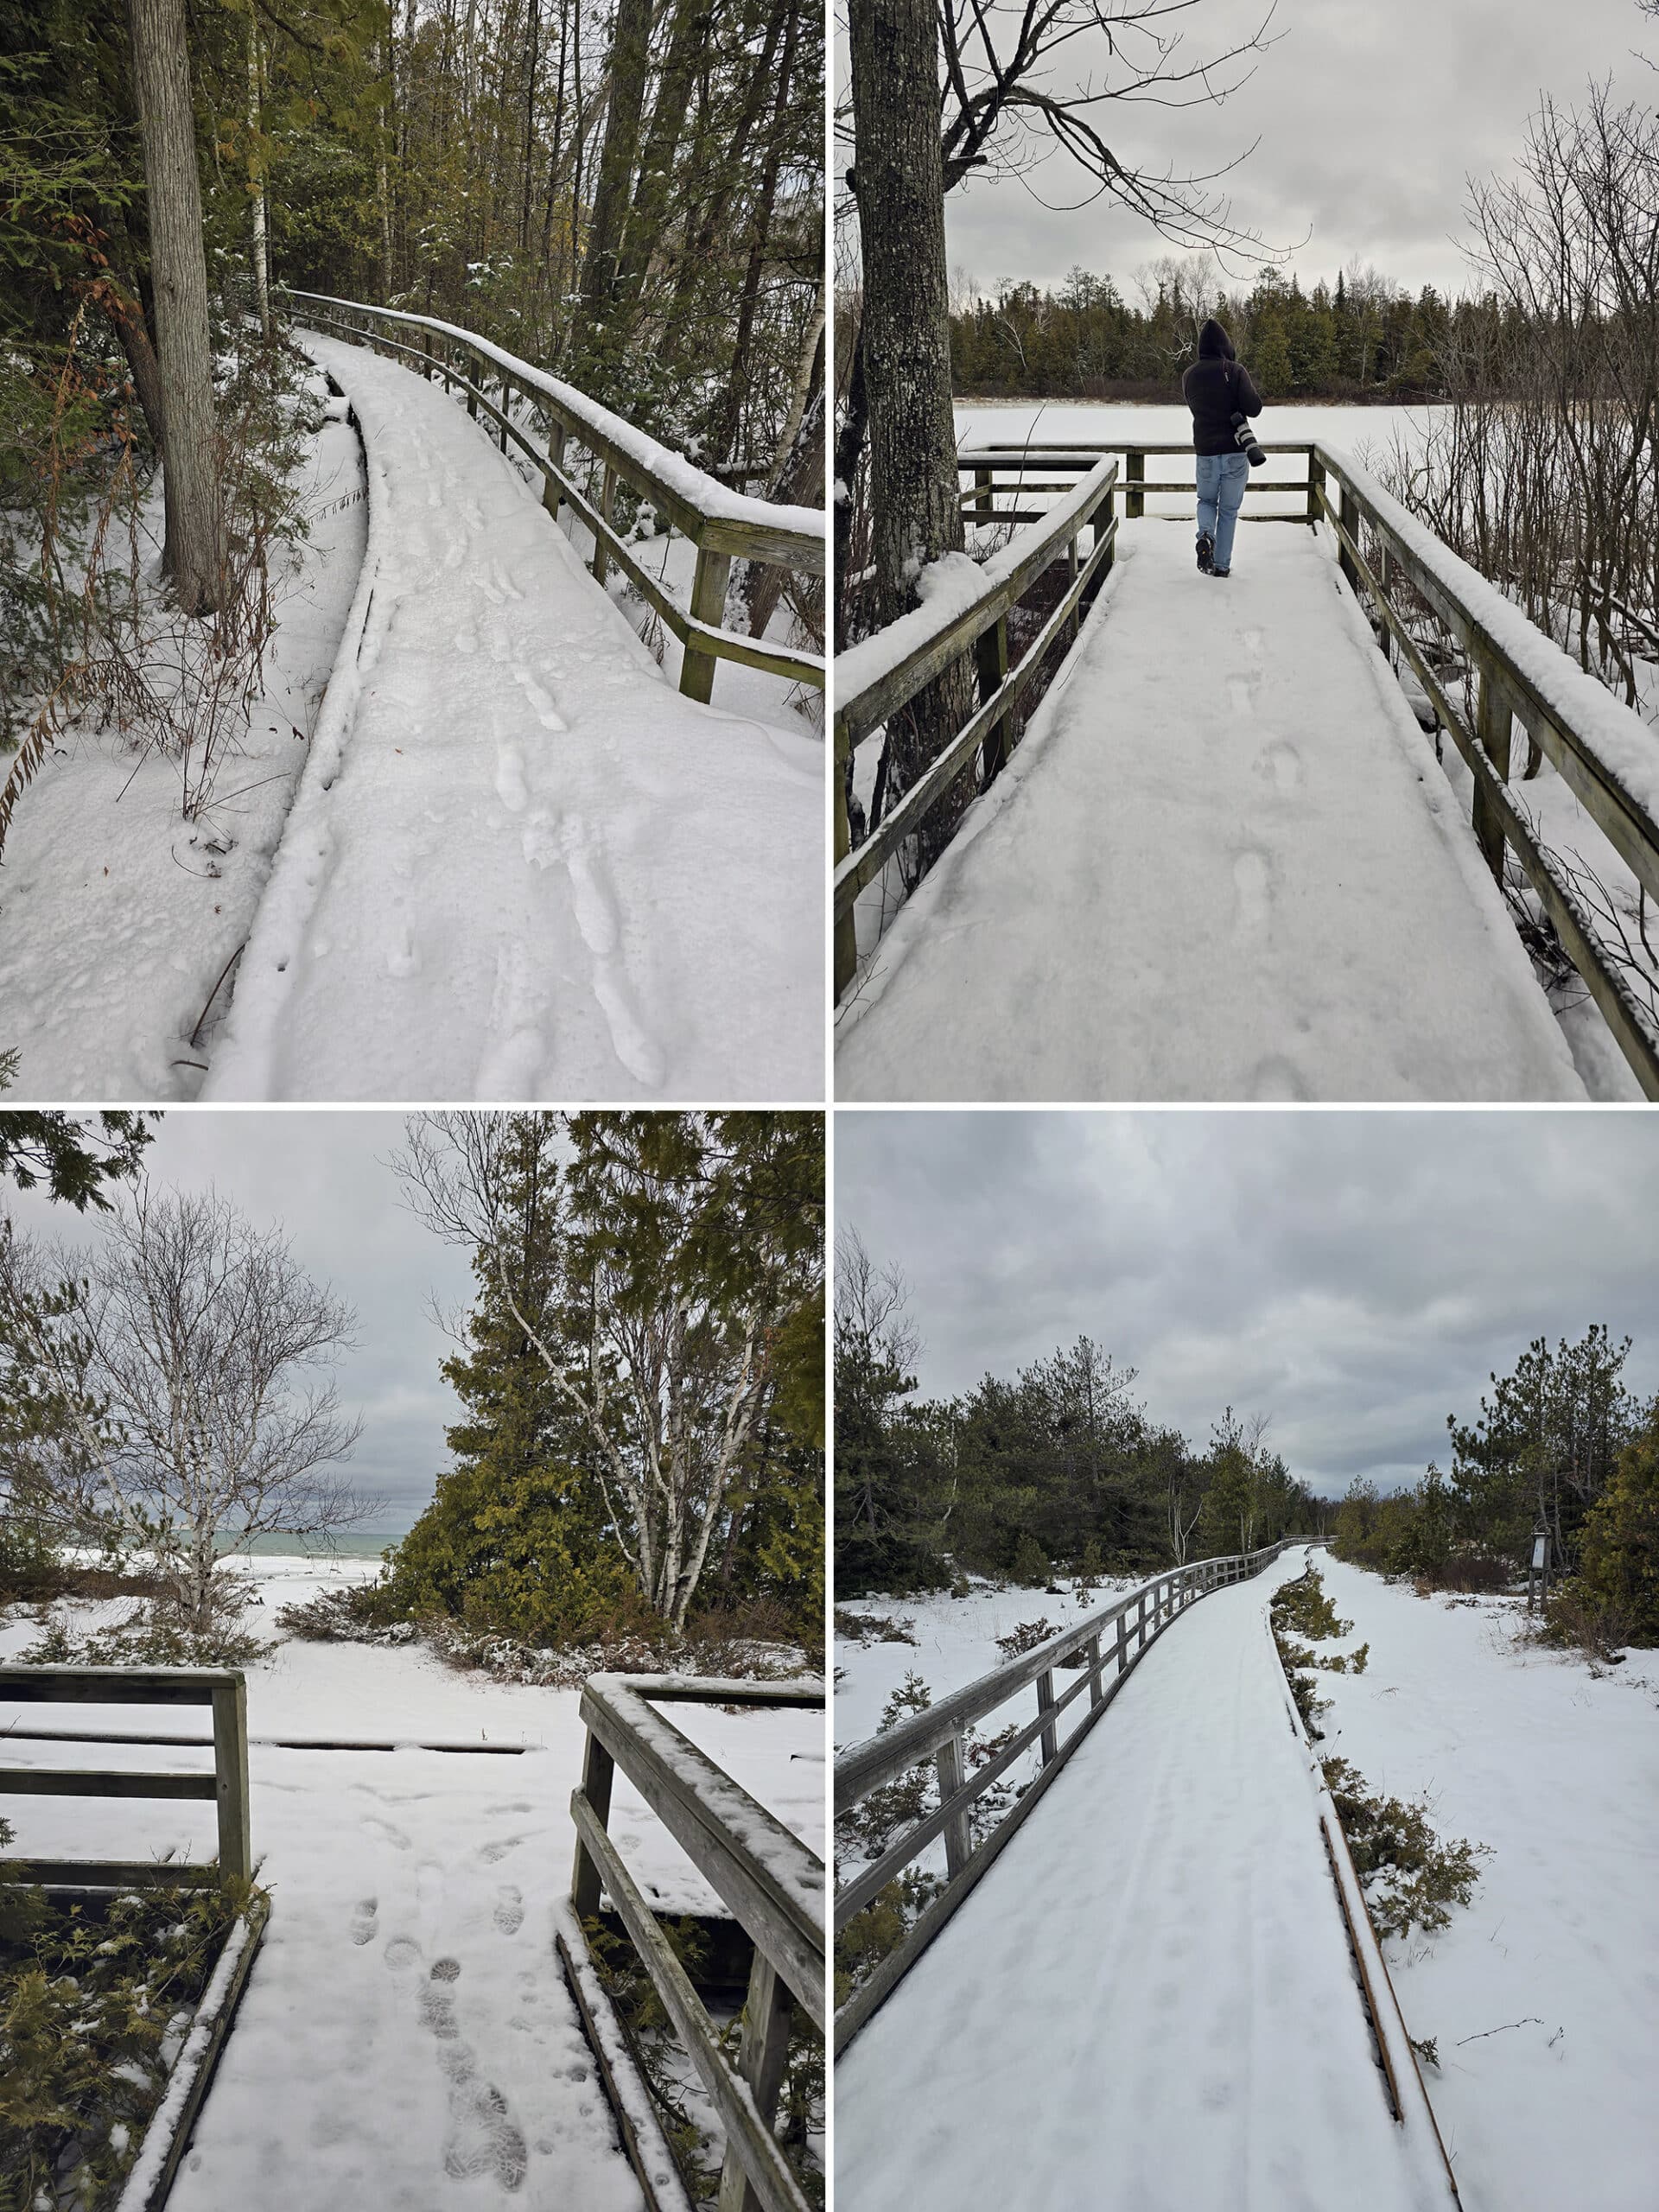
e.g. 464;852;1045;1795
499;373;511;453
543;422;567;524
421;329;433;381
715;1948;794;2212
467;366;479;421
681;542;733;704
570;1726;615;1923
1306;448;1324;528
835;720;857;999
976;612;1013;782
1338;482;1359;596
211;1675;251;1883
1114;1610;1129;1675
1037;1669;1058;1765
975;464;992;524
1085;1631;1103;1712
935;1732;971;1878
1135;1588;1148;1650
591;463;617;588
1471;658;1513;881
1066;532;1081;643
1086;503;1113;599
1126;448;1145;521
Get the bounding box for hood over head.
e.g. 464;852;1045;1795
1198;318;1235;360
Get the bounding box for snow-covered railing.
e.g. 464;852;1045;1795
833;1537;1319;2050
563;1672;824;2212
959;440;1321;527
833;455;1120;995
278;289;825;705
0;1663;251;1887
1311;444;1659;1098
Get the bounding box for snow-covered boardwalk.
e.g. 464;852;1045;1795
836;524;1585;1102
205;334;822;1102
836;1550;1450;2212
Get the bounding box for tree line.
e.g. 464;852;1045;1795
950;262;1461;404
1332;1322;1659;1647
834;1232;1318;1596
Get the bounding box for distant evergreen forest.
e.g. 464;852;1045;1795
836;1234;1659;1649
950;264;1479;403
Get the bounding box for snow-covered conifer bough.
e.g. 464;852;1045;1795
200;332;823;1103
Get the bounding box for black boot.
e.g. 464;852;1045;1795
1196;531;1214;574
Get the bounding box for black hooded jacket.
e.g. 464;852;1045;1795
1181;319;1263;456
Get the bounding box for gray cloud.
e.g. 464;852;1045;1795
940;0;1655;296
835;1112;1659;1496
6;1112;476;1532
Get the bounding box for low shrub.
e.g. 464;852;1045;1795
1319;1758;1490;1938
0;1871;263;2208
994;1618;1058;1661
1270;1568;1352;1643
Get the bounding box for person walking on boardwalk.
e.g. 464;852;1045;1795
1182;318;1263;580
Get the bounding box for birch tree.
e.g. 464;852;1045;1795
393;1110;822;1630
0;1189;365;1629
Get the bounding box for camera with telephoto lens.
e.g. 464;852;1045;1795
1231;411;1267;468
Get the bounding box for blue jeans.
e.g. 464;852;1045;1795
1195;451;1249;573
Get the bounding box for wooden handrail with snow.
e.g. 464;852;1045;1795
564;1672;825;2212
278;289;825;706
0;1664;251;1887
833;1537;1320;2050
832;456;1120;995
1311;444;1659;1098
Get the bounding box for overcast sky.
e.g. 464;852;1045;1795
931;0;1655;298
6;1113;475;1533
836;1112;1659;1497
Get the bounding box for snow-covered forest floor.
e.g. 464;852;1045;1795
834;1556;1658;2212
0;362;366;1100
1;1554;823;2210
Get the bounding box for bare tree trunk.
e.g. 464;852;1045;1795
104;287;168;454
612;0;709;302
712;0;798;467
579;0;652;317
849;0;975;851
519;0;543;255
128;0;223;613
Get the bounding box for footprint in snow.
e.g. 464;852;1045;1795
349;1898;378;1946
443;2082;528;2191
361;1814;412;1850
383;1935;422;1971
512;667;566;731
478;1835;526;1865
1249;1053;1310;1102
493;1886;524;1936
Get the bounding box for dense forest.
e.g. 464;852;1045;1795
950;262;1458;403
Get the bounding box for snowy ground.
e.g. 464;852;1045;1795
836;521;1586;1101
954;398;1441;469
0;370;366;1101
200;333;822;1102
836;1550;1455;2212
1311;1556;1659;2212
0;1554;823;2210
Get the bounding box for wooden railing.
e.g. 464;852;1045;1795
958;441;1320;528
833;1537;1319;2050
0;1664;251;1887
833;455;1120;994
1310;445;1659;1099
563;1672;824;2212
278;289;825;707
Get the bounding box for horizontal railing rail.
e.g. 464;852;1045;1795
959;441;1321;527
833;455;1120;994
1310;442;1659;1098
0;1665;251;1887
833;1537;1320;2049
565;1673;824;2212
278;289;825;705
